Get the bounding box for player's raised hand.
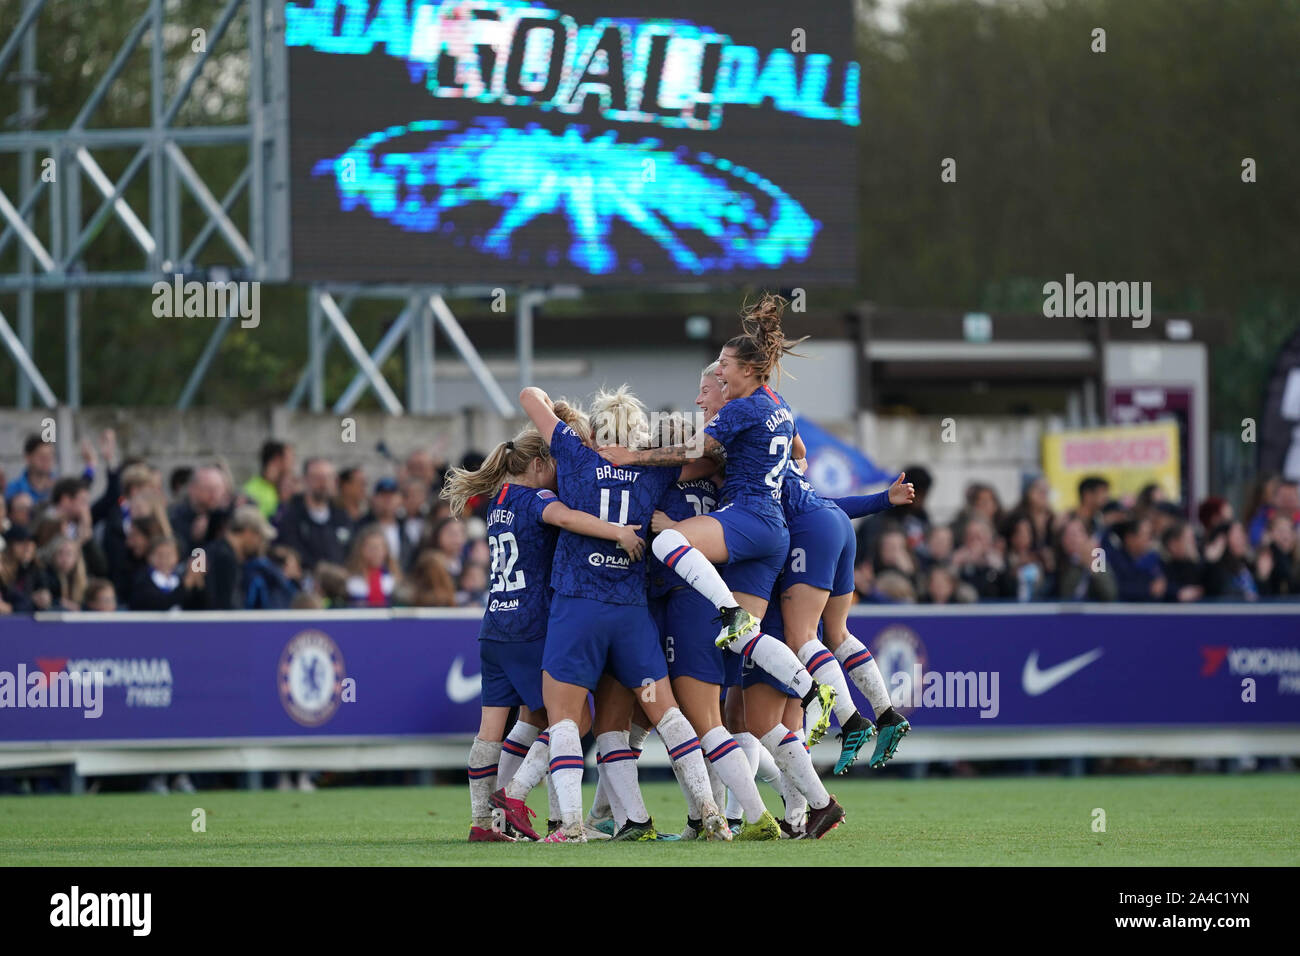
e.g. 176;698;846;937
615;524;644;561
888;471;916;506
597;444;634;466
650;509;674;534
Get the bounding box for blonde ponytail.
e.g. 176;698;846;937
590;384;652;450
440;430;552;517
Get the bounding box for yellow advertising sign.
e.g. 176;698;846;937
1042;422;1181;510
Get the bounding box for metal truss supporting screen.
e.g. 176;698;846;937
285;0;859;285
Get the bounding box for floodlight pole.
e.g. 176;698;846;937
14;0;40;409
517;290;543;398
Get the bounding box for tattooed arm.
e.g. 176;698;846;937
598;435;726;468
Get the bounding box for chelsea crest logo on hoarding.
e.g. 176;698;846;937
870;624;928;718
278;630;346;727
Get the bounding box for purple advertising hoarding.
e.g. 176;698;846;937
1;607;1298;745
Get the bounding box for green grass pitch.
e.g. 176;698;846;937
3;775;1297;866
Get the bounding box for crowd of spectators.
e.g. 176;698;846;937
853;468;1300;605
0;431;488;614
3;431;1299;615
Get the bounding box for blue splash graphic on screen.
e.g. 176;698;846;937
312;119;819;275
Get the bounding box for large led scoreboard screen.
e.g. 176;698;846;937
286;1;859;285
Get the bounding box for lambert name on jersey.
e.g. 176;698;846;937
487;507;515;526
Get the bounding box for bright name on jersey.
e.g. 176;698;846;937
595;464;640;482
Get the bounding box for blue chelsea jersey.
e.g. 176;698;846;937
781;456;836;523
549;421;679;606
478;482;560;643
704;384;794;521
648;478;721;599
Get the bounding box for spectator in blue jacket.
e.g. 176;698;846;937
5;435;57;505
1248;480;1300;548
1105;517;1167;601
245;545;303;610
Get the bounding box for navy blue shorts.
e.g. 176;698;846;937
648;593;668;645
543;593;668;693
783;506;856;596
712;504;788;600
661;585;743;687
479;637;545;711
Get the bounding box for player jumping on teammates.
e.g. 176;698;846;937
642;355;843;838
644;376;782;840
596;295;838;749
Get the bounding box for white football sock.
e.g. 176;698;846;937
787;729;811;825
547;720;585;827
725;631;814;698
703;727;767;823
734;731;781;796
628;721;651;753
652;529;737;610
591;772;611;820
706;760;727;817
468;737;500;828
505;731;549;801
755;740;782;787
676;772;702;821
546;772;561;822
734;731;761;777
498;721;539;792
597;730;648;826
657;707;718;819
595;764;624;832
593;720;647;821
780;766;809;825
798;640;858;724
725;783;744;821
835;634;893;716
761;723;829;810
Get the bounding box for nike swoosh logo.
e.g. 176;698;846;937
446;656;482;704
1022;647;1104;696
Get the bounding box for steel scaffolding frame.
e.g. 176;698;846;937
0;0;533;415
